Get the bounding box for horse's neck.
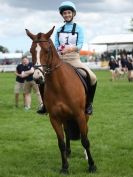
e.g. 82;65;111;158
45;66;68;95
46;40;73;89
46;60;73;87
50;41;61;65
45;41;63;82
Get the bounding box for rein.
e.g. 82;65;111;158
33;38;62;75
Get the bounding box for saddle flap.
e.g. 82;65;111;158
72;66;91;94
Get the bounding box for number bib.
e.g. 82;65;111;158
58;32;78;47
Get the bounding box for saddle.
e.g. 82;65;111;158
72;66;91;104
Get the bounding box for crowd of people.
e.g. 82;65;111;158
101;49;133;61
108;53;133;81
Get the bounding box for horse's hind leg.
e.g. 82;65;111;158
78;115;97;173
50;118;69;174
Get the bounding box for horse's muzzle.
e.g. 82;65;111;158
34;76;44;85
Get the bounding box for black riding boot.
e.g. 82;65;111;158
85;82;97;115
37;105;47;114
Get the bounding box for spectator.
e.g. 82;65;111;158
14;57;26;107
120;54;128;73
108;56;118;81
19;56;43;111
126;57;133;82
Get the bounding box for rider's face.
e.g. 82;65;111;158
62;10;74;22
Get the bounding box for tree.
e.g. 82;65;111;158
0;45;9;53
128;18;133;32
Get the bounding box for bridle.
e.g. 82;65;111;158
33;38;62;76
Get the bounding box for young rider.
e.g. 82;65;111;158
54;1;97;115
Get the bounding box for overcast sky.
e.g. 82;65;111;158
0;0;133;52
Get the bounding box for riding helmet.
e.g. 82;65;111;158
59;1;76;15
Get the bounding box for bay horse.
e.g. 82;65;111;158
26;27;96;174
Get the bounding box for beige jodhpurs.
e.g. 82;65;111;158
59;52;97;85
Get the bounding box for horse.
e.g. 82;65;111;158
25;26;97;174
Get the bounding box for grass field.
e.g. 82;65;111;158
0;71;133;177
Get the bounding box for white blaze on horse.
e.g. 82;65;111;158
32;43;45;84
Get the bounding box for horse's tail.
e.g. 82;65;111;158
67;119;80;140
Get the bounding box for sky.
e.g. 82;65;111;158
0;0;133;53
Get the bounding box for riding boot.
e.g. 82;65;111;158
85;81;97;115
37;83;47;114
37;104;47;114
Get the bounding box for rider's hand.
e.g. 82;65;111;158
61;47;73;54
61;46;78;55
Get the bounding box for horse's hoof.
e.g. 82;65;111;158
88;165;97;173
60;168;69;174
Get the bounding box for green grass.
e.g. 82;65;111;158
0;71;133;177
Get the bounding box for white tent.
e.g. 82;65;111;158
89;33;133;54
90;33;133;45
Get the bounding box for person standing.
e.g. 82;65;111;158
14;57;26;107
126;57;133;82
108;56;118;81
19;56;43;111
54;1;97;115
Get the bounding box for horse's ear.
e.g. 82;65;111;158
45;26;55;39
25;29;35;40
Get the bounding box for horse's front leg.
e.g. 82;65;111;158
64;125;71;157
50;118;69;174
81;134;97;172
58;136;69;174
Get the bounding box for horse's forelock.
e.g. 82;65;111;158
37;33;42;39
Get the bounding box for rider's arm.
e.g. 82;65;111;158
54;28;61;50
76;25;84;51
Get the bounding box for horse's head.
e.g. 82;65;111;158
25;26;55;84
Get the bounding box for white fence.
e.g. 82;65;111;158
0;61;109;72
0;65;16;72
86;61;109;70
